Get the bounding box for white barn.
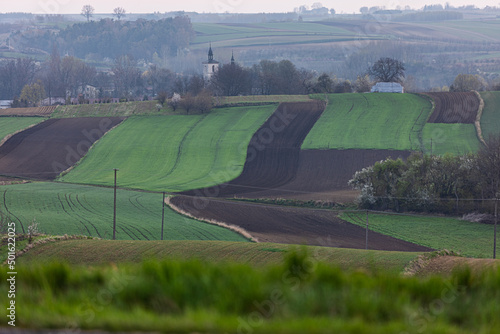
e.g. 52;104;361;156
371;82;404;93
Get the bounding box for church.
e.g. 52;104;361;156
202;44;220;81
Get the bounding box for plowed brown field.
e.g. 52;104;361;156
181;101;326;198
0;117;124;180
424;92;479;124
181;100;410;202
175;101;428;251
239;149;412;201
171;196;432;251
0;106;57;116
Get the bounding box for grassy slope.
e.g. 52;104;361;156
60;105;276;192
422;123;480;155
16;239;420;272
0;117;46;141
0;182;248;242
342;212;495;258
480;91;500;140
302;93;432;151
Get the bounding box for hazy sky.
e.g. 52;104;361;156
2;0;500;15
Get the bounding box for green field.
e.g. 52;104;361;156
192;22;361;49
0;182;248;242
60;105;276;191
0;117;45;141
216;94;311;105
16;239;420;271
422;123;481;155
52;100;172;118
3;254;500;333
302;93;433;151
480;91;500;140
342;212;495;258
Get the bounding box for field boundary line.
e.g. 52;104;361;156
473;90;487;147
166;195;259;243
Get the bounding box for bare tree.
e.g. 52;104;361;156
113;7;126;20
211;63;251;96
81;5;95;22
368;57;405;83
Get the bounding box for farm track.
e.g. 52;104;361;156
424;92;479;124
0;117;124;180
2;190;24;233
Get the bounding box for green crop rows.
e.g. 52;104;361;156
0;117;46;141
342;212;495;258
480;91;500;140
302;93;433;151
422;123;480;155
0;182;248;242
59;105;276;191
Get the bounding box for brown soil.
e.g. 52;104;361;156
0;117;124;180
181;101;326;198
0;106;57;116
171;196;432;252
424;92;479;124
240;149;412;201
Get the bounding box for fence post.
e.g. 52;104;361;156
365;210;369;250
161;192;165;241
113;168;118;240
494;196;498;259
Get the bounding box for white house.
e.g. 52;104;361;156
371;82;404;93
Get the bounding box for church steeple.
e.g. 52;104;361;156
208;43;214;62
231;50;235;65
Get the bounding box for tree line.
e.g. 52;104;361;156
349;136;500;214
1;53;498;107
10;15;195;61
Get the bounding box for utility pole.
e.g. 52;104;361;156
494;195;498;259
365;210;369;250
161;192;165;241
113;168;118;240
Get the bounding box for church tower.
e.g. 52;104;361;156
202;44;219;81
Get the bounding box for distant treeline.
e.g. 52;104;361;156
11;16;195;60
394;11;464;22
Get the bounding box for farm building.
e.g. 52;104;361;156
0;100;12;109
371;82;404;93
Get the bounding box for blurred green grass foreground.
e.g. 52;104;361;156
1;248;500;334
